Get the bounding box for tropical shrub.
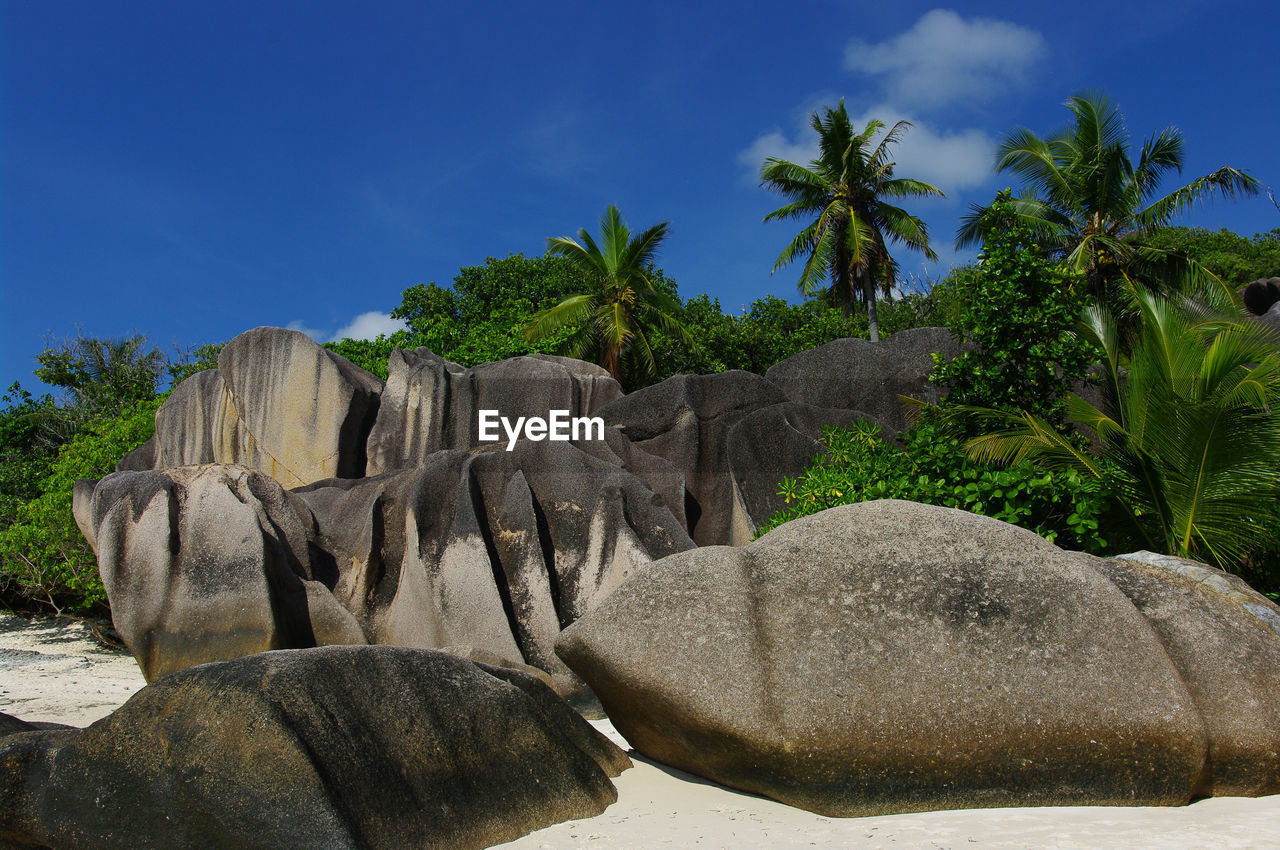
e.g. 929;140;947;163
963;290;1280;578
0;398;161;614
931;191;1097;421
761;419;1113;554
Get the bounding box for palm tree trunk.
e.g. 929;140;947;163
866;287;880;343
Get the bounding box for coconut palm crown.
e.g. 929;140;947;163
524;205;693;386
760;100;944;342
955;92;1259;304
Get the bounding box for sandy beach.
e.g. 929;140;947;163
3;612;1278;849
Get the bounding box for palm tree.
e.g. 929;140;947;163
760;100;944;342
525;205;693;385
956;92;1259;305
958;290;1280;568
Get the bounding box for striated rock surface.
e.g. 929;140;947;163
79;464;365;681
1099;551;1280;797
151;328;383;487
598;371;788;546
0;646;629;849
557;500;1225;817
365;349;622;475
296;440;693;707
764;327;961;434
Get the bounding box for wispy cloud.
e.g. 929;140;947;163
285;311;406;343
844;9;1045;109
285;320;329;342
332;311;407;341
736;129;817;178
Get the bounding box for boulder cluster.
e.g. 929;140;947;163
74;325;959;692
5;324;1280;846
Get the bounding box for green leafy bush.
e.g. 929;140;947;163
931;190;1096;421
761;420;1114;554
0;398;160;614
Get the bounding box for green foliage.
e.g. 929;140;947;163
388;253;589;371
0;384;61;533
963;290;1280;577
652;290;946;378
760;100;943;340
0;398;161;614
323;332;411;381
167;343;223;385
930;191;1097;420
761;419;1113;554
1145;227;1280;287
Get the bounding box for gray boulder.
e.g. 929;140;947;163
597;371;788;545
1098;551;1280;797
557;500;1223;816
365;349;622;475
78;464;366;681
764;327;961;433
1241;277;1280;316
0;646;629;849
151;328;383;487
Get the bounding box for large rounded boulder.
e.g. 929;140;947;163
0;646;630;849
555;500;1266;816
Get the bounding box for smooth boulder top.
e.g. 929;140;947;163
0;646;630;850
149;327;384;487
763;327;961;433
556;500;1259;817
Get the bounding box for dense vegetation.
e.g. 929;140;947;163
2;91;1277;616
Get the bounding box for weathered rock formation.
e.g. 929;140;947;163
763;327;961;434
77;464;366;681
77;326;961;696
0;646;629;849
366;349;622;475
598;371;788;545
75;441;692;702
142;327;383;487
293;440;692;706
1241;277;1280;334
556;500;1280;816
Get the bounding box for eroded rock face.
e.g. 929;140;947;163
80;464;365;681
296;440;693;706
598;371;788;546
1099;551;1280;797
365;349;622;475
557;500;1224;817
764;327;961;434
151;328;383;487
0;646;630;850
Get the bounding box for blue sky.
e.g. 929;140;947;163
3;1;1277;394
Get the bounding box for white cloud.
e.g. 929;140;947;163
739;106;994;194
844;9;1045;108
286;320;328;342
331;311;407;341
736;129;818;176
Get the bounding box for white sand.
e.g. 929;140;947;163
3;613;1278;848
